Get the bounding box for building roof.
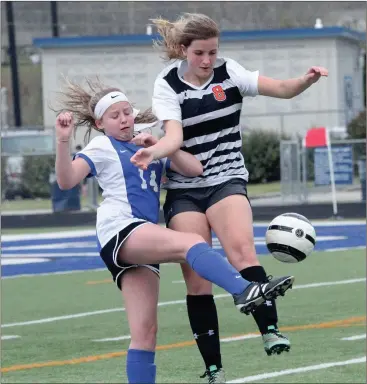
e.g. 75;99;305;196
33;26;365;49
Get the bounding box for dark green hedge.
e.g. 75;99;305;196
242;129;289;183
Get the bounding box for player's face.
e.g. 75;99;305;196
100;101;135;141
183;37;218;80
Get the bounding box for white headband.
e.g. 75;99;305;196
94;91;140;119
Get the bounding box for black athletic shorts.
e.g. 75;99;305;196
163;177;249;226
100;221;160;290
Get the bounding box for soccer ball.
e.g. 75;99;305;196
265;213;316;263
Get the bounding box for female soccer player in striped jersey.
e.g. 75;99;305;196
130;13;328;383
54;78;294;384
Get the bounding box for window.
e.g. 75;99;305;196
1;133;55;155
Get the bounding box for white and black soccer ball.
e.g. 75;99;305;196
265;213;316;263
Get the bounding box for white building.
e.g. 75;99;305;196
33;26;365;146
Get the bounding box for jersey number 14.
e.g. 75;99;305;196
139;169;159;192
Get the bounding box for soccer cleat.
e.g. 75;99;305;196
233;275;295;315
200;365;226;383
263;325;291;356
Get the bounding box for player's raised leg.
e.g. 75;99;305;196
119;223;295;315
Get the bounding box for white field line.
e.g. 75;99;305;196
5;242;95;251
341;334;366;341
2;236;356;261
2;252;99;258
2;277;365;329
93;333;260;343
2;263;177;280
2;268;107;279
211;236;346;247
1;335;21;340
1;258;50;266
2;236;348;250
1;230;97;241
217;334;260;343
172;277;366;286
253;220;365;227
2;220;364;241
93;335;131;342
325;246;366;252
227;357;366;383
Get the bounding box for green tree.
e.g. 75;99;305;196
347;110;366;139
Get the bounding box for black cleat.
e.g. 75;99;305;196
233;275;295;315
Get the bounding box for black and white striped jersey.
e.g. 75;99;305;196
152;57;259;189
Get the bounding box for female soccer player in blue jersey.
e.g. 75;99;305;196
54;79;294;384
130;13;328;383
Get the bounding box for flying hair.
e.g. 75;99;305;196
151;13;220;61
51;76;158;143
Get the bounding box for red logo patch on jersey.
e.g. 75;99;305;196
212;85;226;102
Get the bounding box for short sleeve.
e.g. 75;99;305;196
73;136;107;178
225;58;259;97
152;77;182;123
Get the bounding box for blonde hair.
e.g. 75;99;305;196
52;77;157;143
151;13;220;61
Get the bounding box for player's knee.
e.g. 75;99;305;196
183;233;207;250
174;233;207;261
227;238;259;269
180;263;213;295
130;321;158;350
181;260;213;294
185;278;212;295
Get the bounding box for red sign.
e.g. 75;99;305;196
304;127;327;148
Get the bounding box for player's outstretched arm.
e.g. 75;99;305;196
258;66;328;99
169;150;203;177
131;132;203;177
130;121;183;170
55;112;91;190
150;120;184;159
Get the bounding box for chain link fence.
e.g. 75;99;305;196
2;132;365;213
280;138;366;204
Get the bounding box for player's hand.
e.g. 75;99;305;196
130;147;155;170
304;66;328;84
55;112;74;142
130;133;158;148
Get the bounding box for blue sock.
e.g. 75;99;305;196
186;243;251;295
126;349;156;384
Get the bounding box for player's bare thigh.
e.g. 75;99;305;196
206;194;259;271
118;223;204;265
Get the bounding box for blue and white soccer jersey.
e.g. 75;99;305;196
152;57;259;189
74;135;170;288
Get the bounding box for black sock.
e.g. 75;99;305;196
240;266;279;334
186;295;222;370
